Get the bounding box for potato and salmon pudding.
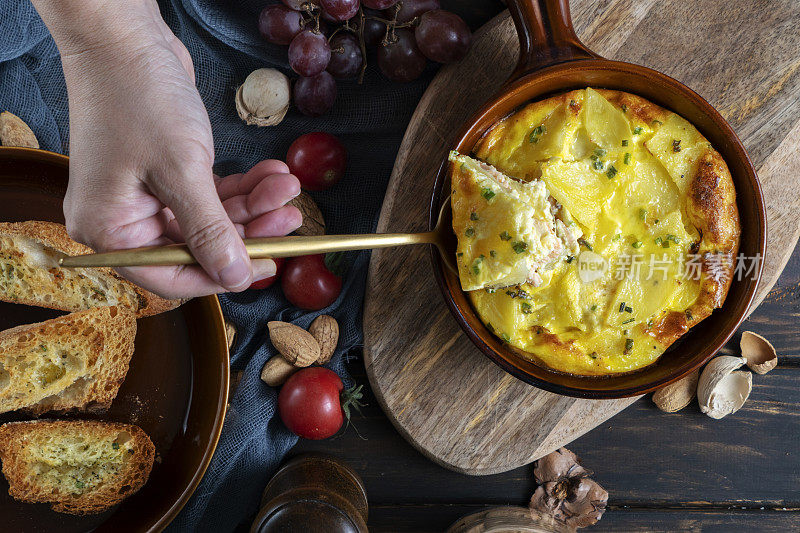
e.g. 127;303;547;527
450;88;741;376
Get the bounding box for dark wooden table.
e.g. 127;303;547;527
296;2;800;531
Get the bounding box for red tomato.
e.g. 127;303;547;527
281;254;342;310
249;257;285;290
286;132;347;191
278;368;344;439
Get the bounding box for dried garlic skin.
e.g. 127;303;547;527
236;68;290;126
741;331;778;374
529;447;607;528
697;356;751;419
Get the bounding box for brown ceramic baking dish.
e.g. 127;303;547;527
0;147;229;531
430;0;767;398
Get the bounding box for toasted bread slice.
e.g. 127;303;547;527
0;420;155;514
0;221;181;317
0;306;136;415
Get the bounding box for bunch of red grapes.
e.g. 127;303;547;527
258;0;472;116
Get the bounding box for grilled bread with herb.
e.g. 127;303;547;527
0;221;180;317
0;420;155;514
0;306;136;415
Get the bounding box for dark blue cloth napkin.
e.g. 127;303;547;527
0;1;433;530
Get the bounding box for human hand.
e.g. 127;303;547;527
35;0;301;298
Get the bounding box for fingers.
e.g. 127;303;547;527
222;173;300;224
149;157;254;293
244;205;302;237
216;159;291;200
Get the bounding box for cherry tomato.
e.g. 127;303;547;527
249;257;285;290
286;132;347;191
281;254;343;310
279;368;344;439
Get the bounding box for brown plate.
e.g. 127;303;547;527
430;0;767;398
0;147;229;532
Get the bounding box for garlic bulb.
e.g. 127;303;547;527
697;356;752;419
235;68;290;127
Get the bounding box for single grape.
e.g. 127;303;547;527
360;8;387;47
258;5;304;46
327;33;364;79
376;28;426;82
320;0;359;21
390;0;440;23
288;29;331;77
415;10;471;63
281;0;320;10
294;71;337;116
362;0;399;9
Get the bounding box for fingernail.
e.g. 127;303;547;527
218;258;251;290
252;259;277;281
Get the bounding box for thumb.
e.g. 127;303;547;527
157;171;253;292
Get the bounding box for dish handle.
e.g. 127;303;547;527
507;0;598;81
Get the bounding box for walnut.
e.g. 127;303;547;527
529;448;608;529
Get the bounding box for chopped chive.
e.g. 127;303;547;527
623;329;629;335
75;480;85;489
521;302;532;314
625;306;633;313
529;124;546;143
594;148;607;158
632;240;643;248
566;255;575;263
639;208;647;221
499;231;512;241
666;234;680;243
613;233;622;241
590;304;597;311
621;139;629;146
592;160;605;171
512;241;528;254
621;104;628;113
465;227;475;237
489;250;497;258
685;309;693;321
622;318;635;325
624;338;634;354
481;187;496;201
624;152;632;165
662;240;670;248
633;126;644;135
606;165;617;179
112;441;119;450
652;119;663;126
654;237;663;246
654;219;660;224
578;238;593;251
457;252;464;257
619;302;626;312
672;139;681;152
589;352;598;359
471;256;483;275
485;287;495;294
500;332;511;342
470;211;479;221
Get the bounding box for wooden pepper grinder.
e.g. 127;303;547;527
250;454;369;532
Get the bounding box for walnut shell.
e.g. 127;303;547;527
260;356;299;387
740;331;777;374
652;369;699;413
309;315;339;364
289;192;325;236
0;111;38;148
235;68;290;127
268;321;320;367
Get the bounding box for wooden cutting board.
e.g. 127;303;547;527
363;1;800;475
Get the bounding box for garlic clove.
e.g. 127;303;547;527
741;331;778;374
652;369;699;412
697;356;751;419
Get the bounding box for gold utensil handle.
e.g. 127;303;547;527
59;232;436;268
